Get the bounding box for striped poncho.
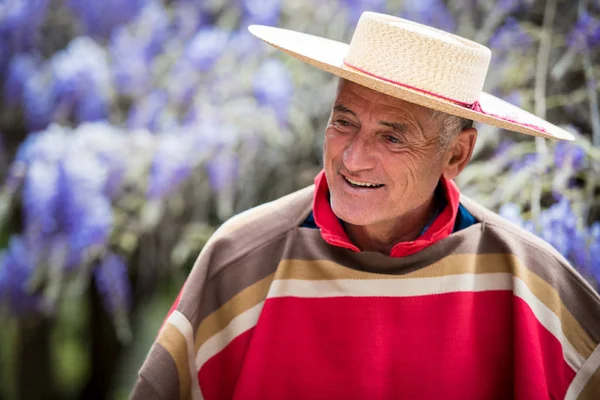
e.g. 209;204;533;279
132;182;600;400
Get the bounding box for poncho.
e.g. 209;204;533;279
132;184;600;400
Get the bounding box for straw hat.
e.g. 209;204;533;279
248;12;573;141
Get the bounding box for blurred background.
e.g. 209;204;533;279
0;0;598;398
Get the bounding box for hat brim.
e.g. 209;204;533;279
249;25;574;141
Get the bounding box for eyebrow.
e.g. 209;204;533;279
379;121;409;134
333;104;356;117
333;104;408;134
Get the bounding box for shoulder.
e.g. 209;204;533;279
202;184;315;277
460;194;600;302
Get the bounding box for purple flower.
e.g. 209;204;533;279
16;124;68;164
67;0;149;38
185;28;230;71
588;223;600;283
230;29;264;61
3;52;39;106
554;141;586;170
253;58;293;124
11;125;67;206
489;18;532;52
0;0;50;56
0;235;45;315
243;0;281;26
146;133;197;200
127;90;169;131
58;146;113;260
341;0;386;24
569;229;591;274
172;1;207;39
23;160;61;239
165;60;199;108
109;1;170;96
400;0;456;33
567;12;600;50
94;252;131;321
206;149;239;193
68;196;113;258
50;37;112;124
510;153;537;173
537;198;578;257
72;122;128;198
22;72;54;131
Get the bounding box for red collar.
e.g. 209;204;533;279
312;170;460;257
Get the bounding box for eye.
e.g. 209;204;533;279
385;135;402;144
336;119;352;127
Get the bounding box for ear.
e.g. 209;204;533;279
441;127;478;180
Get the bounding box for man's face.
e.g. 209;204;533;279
323;79;449;229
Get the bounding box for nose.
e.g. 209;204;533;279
342;131;376;172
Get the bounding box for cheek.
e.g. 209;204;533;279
383;151;440;190
323;130;346;163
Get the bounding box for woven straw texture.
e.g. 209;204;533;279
248;12;574;141
346;14;490;104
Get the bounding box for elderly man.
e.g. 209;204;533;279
132;12;600;400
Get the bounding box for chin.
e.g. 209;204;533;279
330;200;377;226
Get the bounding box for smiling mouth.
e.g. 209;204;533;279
343;175;385;189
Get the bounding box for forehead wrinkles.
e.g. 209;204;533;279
335;82;435;137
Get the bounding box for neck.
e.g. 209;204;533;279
343;193;438;254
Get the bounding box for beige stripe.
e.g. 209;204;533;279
168;311;204;400
195;273;274;352
158;322;192;400
275;255;508;281
565;344;600;399
276;255;596;358
513;277;585;371
195;301;264;370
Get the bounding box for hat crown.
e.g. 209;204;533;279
344;12;492;105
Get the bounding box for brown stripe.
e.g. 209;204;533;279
192;233;290;329
275;255;596;359
195;273;274;351
133;344;181;400
578;367;600;400
157;323;191;400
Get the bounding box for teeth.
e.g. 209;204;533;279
345;176;382;187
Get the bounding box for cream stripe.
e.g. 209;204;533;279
512;277;585;371
267;273;513;298
195;301;264;370
565;344;600;400
168;311;204;400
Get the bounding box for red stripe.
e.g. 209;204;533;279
512;297;576;399
198;292;575;399
198;328;255;400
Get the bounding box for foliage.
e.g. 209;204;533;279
0;0;598;398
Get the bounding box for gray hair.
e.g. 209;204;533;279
430;109;473;150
